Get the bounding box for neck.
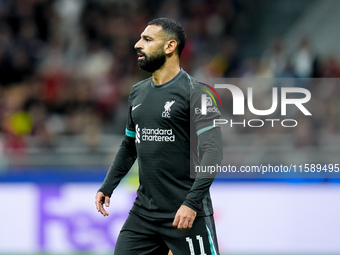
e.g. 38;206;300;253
152;58;181;85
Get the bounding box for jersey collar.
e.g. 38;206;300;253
150;68;185;89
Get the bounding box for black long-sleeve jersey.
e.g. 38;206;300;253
99;69;223;218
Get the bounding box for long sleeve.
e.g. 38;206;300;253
98;135;137;197
182;127;223;211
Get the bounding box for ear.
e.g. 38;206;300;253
164;39;178;55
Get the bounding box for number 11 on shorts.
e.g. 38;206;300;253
186;235;207;255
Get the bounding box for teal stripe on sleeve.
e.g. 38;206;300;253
197;125;218;136
125;128;136;138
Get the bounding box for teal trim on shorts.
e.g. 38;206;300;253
197;125;217;136
206;225;217;255
125;129;136;138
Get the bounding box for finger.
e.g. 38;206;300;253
188;218;193;229
177;220;183;229
181;218;189;229
96;200;105;215
95;195;103;212
185;218;194;229
181;216;194;229
172;214;180;227
101;207;109;216
177;217;187;230
105;196;110;207
98;202;109;216
95;193;109;216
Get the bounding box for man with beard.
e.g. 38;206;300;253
95;18;222;255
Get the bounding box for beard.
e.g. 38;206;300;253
137;49;166;73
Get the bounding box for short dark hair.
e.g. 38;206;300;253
148;18;186;57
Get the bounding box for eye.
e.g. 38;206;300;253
142;36;152;42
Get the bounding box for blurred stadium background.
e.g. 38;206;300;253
1;0;340;254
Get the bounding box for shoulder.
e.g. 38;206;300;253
182;72;208;91
132;76;152;90
184;74;212;98
184;74;219;107
178;71;214;105
129;76;152;99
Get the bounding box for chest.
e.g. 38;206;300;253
131;88;189;127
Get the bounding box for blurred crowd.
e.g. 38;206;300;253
1;0;340;154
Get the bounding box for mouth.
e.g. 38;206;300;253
137;52;145;60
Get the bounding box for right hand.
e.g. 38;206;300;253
95;192;110;216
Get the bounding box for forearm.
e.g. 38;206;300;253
98;135;137;197
183;127;223;211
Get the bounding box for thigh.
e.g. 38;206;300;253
114;212;169;255
160;215;219;255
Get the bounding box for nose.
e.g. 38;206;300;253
134;38;142;50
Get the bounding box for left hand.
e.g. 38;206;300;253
172;205;197;230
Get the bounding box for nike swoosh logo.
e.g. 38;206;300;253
132;103;142;111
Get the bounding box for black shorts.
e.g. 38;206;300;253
114;211;219;255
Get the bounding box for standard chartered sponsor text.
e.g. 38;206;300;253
141;127;175;142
